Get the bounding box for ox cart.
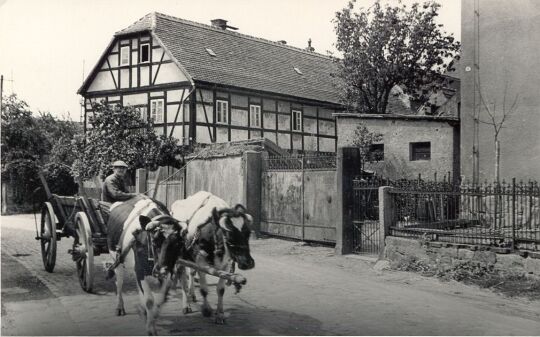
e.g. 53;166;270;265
35;172;248;295
36;172;108;293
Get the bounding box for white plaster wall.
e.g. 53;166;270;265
337;116;456;180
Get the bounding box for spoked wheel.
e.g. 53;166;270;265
74;212;94;293
40;203;57;273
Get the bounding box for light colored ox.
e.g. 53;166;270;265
168;191;255;324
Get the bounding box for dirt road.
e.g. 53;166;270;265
2;214;539;335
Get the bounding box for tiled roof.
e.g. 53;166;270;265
116;12;341;105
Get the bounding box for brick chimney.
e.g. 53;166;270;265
211;19;238;30
306;38;315;52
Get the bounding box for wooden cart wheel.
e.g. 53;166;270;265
74;212;94;293
40;203;57;273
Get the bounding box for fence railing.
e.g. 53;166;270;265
389;179;540;251
265;154;336;171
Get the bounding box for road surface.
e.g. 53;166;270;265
1;214;539;335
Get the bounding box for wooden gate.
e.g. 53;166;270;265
147;166;185;208
260;155;337;243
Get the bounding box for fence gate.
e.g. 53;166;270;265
260;154;337;243
352;178;385;254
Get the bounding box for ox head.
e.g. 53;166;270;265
139;215;186;279
212;204;255;270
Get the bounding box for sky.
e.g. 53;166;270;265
0;0;461;121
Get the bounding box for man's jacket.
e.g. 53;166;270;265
101;174;133;203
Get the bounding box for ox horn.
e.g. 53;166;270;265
145;221;160;231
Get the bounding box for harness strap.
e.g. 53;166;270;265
108;213;170;272
183;194;214;251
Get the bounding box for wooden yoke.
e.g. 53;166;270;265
176;258;247;287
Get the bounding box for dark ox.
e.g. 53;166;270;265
106;195;182;335
162;191;255;324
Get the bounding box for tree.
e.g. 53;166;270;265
1;94;82;206
1;94;47;162
73;102;185;180
477;80;519;183
333;0;460;114
350;122;383;172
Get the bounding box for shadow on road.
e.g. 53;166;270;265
161;303;327;336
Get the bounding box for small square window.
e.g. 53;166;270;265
216;100;229;124
120;46;130;66
250;105;261;128
140;44;150;63
292;110;302;131
150;99;164;123
369;144;384;161
410;142;431;161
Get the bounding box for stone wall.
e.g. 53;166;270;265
384;236;540;279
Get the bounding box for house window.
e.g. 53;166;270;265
120;46;130;66
292;110;302;131
150;99;164;123
140;44;150;63
216;100;229;124
250;104;261;128
410;142;431;161
369;144;384;161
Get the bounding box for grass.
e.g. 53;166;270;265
394;257;540;301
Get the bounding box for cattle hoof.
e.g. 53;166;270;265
105;269;115;280
215;314;226;325
182;307;193;315
137;305;147;318
116;308;126;316
201;305;213;317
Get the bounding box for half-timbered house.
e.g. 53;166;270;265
78;12;340;153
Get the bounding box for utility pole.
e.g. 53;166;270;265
1;75;3;114
472;0;481;184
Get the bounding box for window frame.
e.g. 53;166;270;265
140;43;150;64
410;142;431;161
249;104;261;128
150;99;164;124
216;100;229;124
292;109;302;131
120;46;130;66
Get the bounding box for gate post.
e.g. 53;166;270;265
136;168;147;194
243;151;262;238
379;186;395;259
335;147;361;255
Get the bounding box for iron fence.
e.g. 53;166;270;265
265;154;336;171
351;177;390;254
389;179;540;251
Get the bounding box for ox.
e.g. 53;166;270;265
165;191;255;324
106;194;182;335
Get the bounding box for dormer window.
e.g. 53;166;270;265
120;46;130;66
140;43;150;63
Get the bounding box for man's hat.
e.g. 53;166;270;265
112;160;128;168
